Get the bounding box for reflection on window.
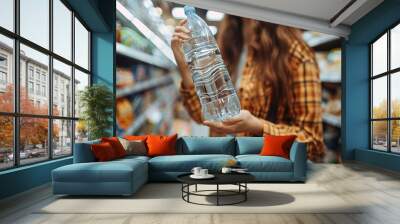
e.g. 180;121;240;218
391;24;400;70
53;59;72;117
19;117;49;165
392;120;400;153
20;0;49;49
74;17;89;69
372;34;387;76
371;23;400;154
0;0;91;170
0;116;13;169
372;121;387;151
0;0;14;31
74;69;89;118
372;77;387;119
53;119;72;157
53;0;72;60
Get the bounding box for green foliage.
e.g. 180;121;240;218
79;84;113;140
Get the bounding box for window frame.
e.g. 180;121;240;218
0;0;92;171
370;20;400;154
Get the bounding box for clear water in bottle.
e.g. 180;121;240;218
182;6;241;121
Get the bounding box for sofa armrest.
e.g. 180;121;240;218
289;141;307;181
73;141;98;163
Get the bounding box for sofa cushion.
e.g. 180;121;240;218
149;154;235;172
236;155;293;172
236;137;263;155
53;158;147;183
177;137;235;155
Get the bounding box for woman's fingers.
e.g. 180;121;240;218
203;121;237;133
175;26;191;34
179;19;187;26
172;32;191;40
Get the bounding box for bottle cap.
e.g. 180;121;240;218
184;6;196;15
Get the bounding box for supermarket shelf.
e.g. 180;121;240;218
307;35;340;48
123;98;164;135
116;43;174;69
117;76;174;97
323;113;341;127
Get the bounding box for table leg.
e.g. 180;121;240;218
195;184;197;192
245;183;247;201
217;184;219;206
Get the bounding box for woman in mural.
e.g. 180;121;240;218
171;16;325;162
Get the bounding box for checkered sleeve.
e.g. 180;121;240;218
262;61;325;161
179;82;204;123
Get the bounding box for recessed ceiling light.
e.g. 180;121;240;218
206;11;224;21
172;7;186;19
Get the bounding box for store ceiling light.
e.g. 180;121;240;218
206;11;224;21
116;1;176;65
172;7;186;19
209;26;217;35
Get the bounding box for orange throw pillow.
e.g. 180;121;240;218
146;134;178;157
124;135;147;141
101;137;126;158
259;134;297;159
91;142;117;162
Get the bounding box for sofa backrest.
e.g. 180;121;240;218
176;136;236;155
73;139;100;163
235;137;264;155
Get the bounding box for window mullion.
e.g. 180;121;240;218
48;0;54;160
71;10;76;155
388;30;391;152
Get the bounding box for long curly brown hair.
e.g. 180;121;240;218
217;15;312;121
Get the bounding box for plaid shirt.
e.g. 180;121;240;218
180;41;325;162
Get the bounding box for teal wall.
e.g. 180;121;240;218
0;0;116;200
343;0;400;171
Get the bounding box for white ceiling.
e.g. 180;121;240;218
167;0;384;38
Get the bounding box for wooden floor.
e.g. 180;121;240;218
1;162;400;224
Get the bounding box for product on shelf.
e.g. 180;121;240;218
116;67;135;89
116;98;135;130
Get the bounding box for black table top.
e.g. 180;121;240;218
177;172;255;185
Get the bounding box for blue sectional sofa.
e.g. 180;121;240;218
52;137;307;196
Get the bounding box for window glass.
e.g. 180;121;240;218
372;76;387;119
53;0;72;60
20;0;49;49
391;24;400;70
74;18;89;70
372;33;387;76
20;44;49;115
53;119;72;157
0;116;13;170
372;121;388;151
53;59;72;116
0;35;13;112
75;120;88;143
391;120;400;153
74;69;89;118
20;117;49;165
0;0;14;31
391;72;400;118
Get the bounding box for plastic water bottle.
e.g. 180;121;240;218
182;6;241;121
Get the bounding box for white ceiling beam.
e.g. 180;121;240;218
330;0;368;27
167;0;351;37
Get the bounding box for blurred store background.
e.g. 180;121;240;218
115;0;342;162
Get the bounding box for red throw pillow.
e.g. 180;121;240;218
101;137;126;158
259;134;297;159
146;134;178;157
124;135;147;141
91;142;117;162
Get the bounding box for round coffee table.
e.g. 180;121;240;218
177;173;255;206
